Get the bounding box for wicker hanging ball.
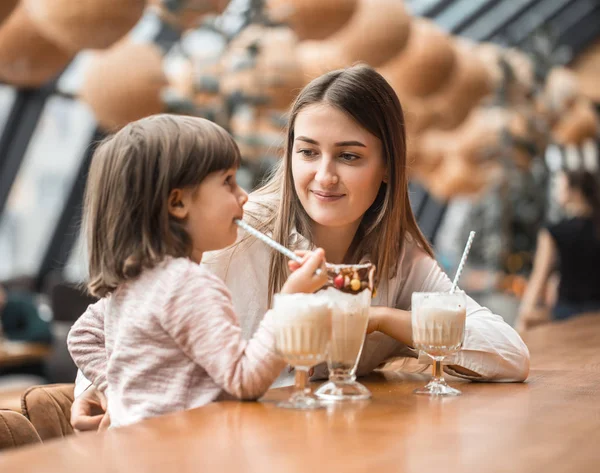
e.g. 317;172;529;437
410;129;450;178
426;42;494;130
400;94;439;141
297;40;348;81
298;0;410;78
425;158;500;200
552;98;599;146
474;42;504;91
148;0;230;30
502;48;535;105
0;5;73;87
0;0;18;26
450;107;511;162
79;41;167;131
542;67;580;116
266;0;358;41
380;18;456;99
22;0;146;52
220;26;304;110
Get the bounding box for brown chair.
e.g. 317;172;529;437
0;409;42;451
21;384;75;441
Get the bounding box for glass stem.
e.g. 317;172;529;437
432;357;444;383
295;367;310;395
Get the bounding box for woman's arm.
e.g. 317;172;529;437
382;243;530;382
67;299;109;393
516;229;557;332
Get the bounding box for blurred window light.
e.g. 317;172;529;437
544;144;563;173
63;229;87;284
0;85;16;131
406;0;444;16
0;97;96;280
436;0;490;33
461;0;533;41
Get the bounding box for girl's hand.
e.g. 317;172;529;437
281;248;328;294
71;385;109;432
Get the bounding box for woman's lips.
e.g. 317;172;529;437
310;190;345;202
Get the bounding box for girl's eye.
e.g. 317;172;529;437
297;149;317;158
225;175;234;187
340;153;359;162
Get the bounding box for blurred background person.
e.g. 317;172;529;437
517;168;600;331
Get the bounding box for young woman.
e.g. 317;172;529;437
72;65;529;430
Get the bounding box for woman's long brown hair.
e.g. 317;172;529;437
247;64;434;305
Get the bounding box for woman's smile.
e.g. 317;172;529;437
310;189;346;202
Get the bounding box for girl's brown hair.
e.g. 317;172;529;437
84;114;240;297
249;64;433;304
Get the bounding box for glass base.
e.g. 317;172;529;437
413;379;461;397
277;392;325;410
315;380;372;401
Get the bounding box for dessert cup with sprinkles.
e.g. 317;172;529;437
316;263;376;402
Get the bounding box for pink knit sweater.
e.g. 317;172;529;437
67;257;285;427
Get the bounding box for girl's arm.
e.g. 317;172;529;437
67;299;109;393
516;229;556;332
159;267;287;401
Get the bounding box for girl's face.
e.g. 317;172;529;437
291;103;386;231
169;167;248;262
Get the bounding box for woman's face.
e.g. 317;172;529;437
291;103;386;230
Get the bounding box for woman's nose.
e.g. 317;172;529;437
315;158;339;187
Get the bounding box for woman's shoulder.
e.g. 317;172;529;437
396;234;434;269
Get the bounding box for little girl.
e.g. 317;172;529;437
67;114;327;428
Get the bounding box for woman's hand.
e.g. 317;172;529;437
71;385;110;432
281;248;328;294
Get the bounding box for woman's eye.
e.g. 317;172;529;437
297;149;317;158
340;153;359;162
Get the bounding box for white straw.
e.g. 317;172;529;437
450;231;476;294
235;219;322;275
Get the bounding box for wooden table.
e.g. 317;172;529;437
1;316;600;472
0;341;51;369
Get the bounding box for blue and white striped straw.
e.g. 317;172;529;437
235;219;322;275
450;231;476;294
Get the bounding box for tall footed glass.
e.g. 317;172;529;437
411;291;467;396
316;263;375;401
272;293;332;409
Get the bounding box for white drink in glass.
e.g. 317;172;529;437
315;263;374;402
272;293;332;409
411;291;467;396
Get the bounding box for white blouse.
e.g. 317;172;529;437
201;217;529;385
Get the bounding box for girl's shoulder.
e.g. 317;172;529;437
162;257;230;293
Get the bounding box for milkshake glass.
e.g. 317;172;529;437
316;263;375;401
411;291;467;396
272;292;332;409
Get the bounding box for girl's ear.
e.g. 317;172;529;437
168;189;189;219
383;171;388;184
